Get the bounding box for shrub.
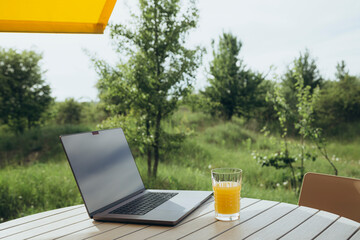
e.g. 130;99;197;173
55;98;83;125
315;76;360;128
0;125;90;166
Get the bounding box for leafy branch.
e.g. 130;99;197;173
256;67;337;195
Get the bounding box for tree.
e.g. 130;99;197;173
315;61;360;127
55;98;83;125
0;48;52;134
335;60;348;80
94;0;202;177
282;49;323;111
256;67;337;195
203;33;265;120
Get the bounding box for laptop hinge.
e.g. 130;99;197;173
89;188;146;218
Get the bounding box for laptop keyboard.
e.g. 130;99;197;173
110;192;178;215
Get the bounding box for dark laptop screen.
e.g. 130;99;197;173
60;128;145;215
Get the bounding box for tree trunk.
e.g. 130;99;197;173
153;1;161;178
147;148;152;177
153;110;161;178
146;119;152;177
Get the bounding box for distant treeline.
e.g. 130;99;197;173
183;34;360;133
1;44;359;137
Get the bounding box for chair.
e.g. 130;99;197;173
298;172;360;223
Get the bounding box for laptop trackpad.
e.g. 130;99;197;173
145;200;186;220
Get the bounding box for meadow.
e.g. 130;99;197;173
1;106;359;223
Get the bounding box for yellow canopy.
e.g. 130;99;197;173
0;0;117;34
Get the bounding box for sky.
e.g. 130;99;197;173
0;0;359;102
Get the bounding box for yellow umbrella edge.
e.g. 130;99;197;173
0;0;117;34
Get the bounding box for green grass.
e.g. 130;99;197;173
0;161;82;222
1;108;359;223
0;124;92;166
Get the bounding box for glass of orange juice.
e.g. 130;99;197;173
211;168;242;221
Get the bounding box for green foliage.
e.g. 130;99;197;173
257;67;337;194
94;0;202;177
170;105;218;132
203;32;266;120
315;62;360;127
0;124;90;166
47;100;106;125
251;79;277;125
55;98;83;125
204;32;242;120
0;48;53;134
182;93;212;113
282;49;323;121
257;81;304;193
0;162;82;223
80;101;107;124
203;120;255;148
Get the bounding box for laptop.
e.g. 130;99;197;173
60;128;212;226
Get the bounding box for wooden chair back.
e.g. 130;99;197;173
298;172;360;223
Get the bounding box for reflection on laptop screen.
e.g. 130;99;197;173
61;128;145;214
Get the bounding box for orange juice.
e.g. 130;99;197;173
213;181;241;214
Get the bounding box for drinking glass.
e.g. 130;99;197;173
211;168;242;221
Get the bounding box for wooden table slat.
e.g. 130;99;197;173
244;206;319;240
86;224;150;240
115;198;220;240
86;198;220;240
2;212;89;240
56;197;215;240
0;206;87;239
0;205;83;231
197;202;296;240
27;218;102;240
139;198;259;240
280;210;340;240
314;217;360;240
57;222;125;240
1;198;358;240
86;198;258;240
349;227;360;240
149;199;276;240
79;197;216;240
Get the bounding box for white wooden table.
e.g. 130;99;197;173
1;198;359;240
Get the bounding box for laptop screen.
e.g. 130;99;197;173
60;128;145;215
